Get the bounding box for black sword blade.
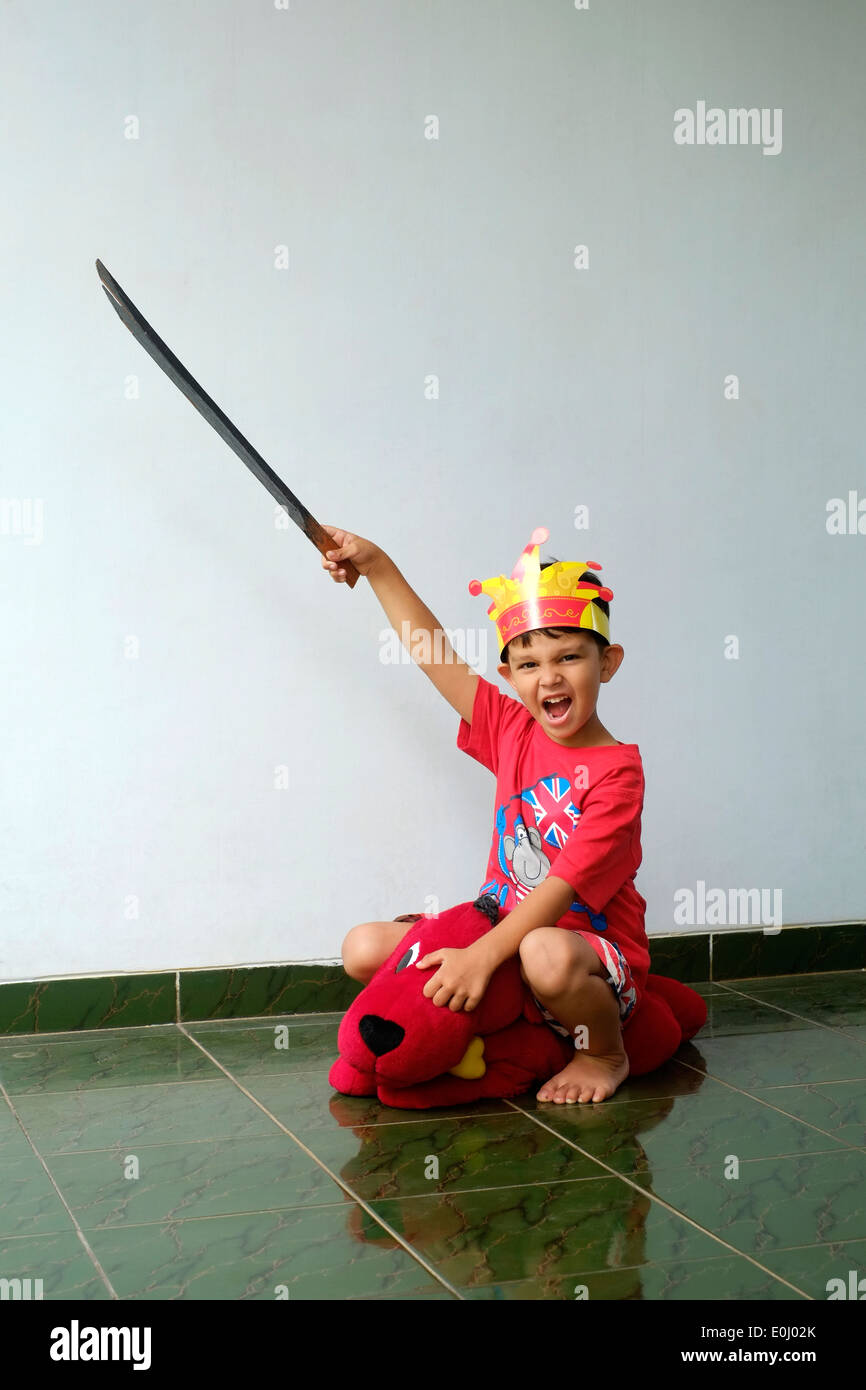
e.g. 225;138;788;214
95;259;313;537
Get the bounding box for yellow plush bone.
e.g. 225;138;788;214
447;1035;486;1079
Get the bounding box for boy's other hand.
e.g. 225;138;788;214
320;526;385;582
416;943;495;1012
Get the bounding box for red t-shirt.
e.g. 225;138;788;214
457;675;649;990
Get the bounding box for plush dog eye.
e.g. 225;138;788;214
395;941;421;973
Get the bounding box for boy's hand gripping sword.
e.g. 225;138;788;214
95;259;359;587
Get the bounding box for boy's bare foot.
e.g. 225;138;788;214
536;1049;630;1104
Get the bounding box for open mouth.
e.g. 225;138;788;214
542;695;572;724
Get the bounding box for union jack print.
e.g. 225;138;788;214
522;776;580;850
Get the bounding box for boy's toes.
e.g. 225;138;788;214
537;1073;585;1104
557;1079;608;1105
537;1074;565;1102
537;1057;626;1106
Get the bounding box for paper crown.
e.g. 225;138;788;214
468;526;613;659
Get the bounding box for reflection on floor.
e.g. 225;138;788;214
1;972;865;1300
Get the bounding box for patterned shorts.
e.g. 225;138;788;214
534;931;638;1039
393;914;638;1038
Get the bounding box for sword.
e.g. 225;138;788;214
95;259;359;587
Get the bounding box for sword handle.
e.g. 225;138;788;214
308;519;360;588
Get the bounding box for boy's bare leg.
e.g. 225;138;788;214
519;928;630;1103
342;921;410;983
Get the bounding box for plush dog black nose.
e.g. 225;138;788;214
359;1014;405;1057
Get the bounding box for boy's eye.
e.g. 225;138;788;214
520;654;580;669
395;941;421;973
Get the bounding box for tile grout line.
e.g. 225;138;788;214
0;1204;371;1237
0;1071;336;1102
664;1055;866;1153
0;1081;119;1300
746;1234;866;1255
175;1022;464;1301
626;1002;866;1153
501;1097;813;1300
677;984;866;1137
304;1156;844;1206
507;1050;866;1150
715;970;866;986
0;1014;348;1047
723;1079;863;1094
711;982;866;1045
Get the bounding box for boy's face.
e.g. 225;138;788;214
497;629;624;746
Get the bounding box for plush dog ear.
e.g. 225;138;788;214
472;894;500;927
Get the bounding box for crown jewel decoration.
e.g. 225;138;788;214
468;526;613;659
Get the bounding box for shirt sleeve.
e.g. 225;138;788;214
550;761;644;914
456;676;525;775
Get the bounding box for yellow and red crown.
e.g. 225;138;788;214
468;526;613;659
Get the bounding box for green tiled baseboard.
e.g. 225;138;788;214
645;933;710;981
710;924;865;979
0;974;177;1035
178;964;362;1023
0;965;362;1036
0;924;862;1035
649;923;864;983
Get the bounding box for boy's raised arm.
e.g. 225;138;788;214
368;554;479;724
321;527;479;725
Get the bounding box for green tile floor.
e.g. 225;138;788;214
1;970;864;1300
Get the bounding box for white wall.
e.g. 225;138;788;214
1;0;864;981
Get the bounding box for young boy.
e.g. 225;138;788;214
322;525;648;1105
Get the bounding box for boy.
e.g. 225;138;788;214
322;525;647;1104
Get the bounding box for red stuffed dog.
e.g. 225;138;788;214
330;896;707;1109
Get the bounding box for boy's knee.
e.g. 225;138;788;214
519;928;593;997
341;922;392;983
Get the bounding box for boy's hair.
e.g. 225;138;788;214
502;558;610;664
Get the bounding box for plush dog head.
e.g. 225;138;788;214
334;896;542;1089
